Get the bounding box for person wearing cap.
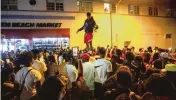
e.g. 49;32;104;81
77;12;98;51
80;53;95;100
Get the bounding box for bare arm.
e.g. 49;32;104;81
77;20;85;33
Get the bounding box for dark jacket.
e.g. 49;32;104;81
78;17;98;33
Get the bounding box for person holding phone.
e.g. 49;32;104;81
77;12;98;51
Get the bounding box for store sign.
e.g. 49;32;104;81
1;22;62;28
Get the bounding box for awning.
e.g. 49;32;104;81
1;29;70;39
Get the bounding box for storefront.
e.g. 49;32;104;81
1;24;70;52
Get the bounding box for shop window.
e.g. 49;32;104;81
33;38;69;49
1;39;29;52
46;0;64;11
104;3;116;13
128;5;139;15
1;0;18;10
166;9;172;17
77;1;93;12
148;7;158;16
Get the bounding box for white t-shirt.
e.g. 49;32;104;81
64;64;78;88
32;59;47;84
59;55;64;65
15;67;41;100
94;58;112;84
83;62;95;90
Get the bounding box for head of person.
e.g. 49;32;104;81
81;53;90;63
145;73;174;96
153;59;163;69
32;49;40;60
38;76;66;100
147;46;153;53
131;46;135;51
98;47;106;58
116;49;122;58
19;51;33;67
87;12;91;20
63;50;73;63
115;93;131;100
125;51;134;62
139;48;144;53
116;66;132;88
134;55;143;65
154;47;158;51
153;52;160;61
143;52;151;64
49;55;56;64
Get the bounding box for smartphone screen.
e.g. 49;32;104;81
72;47;78;57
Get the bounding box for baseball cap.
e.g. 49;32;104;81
81;53;90;60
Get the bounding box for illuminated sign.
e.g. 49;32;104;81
1;22;62;28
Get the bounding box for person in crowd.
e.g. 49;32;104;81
29;76;67;100
47;55;59;77
32;49;47;84
110;45;118;57
145;73;175;100
153;59;163;69
110;49;124;74
64;50;78;89
15;51;41;100
145;59;162;79
94;47;112;100
143;52;151;65
147;46;153;55
139;48;144;57
77;12;99;50
116;49;124;64
104;66;140;100
154;47;159;53
39;52;45;62
80;53;95;100
152;52;160;63
164;64;176;90
131;55;146;81
58;51;64;65
123;52;136;78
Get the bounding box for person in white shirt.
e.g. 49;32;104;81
58;52;64;65
94;47;112;100
15;51;41;100
32;49;47;84
63;50;78;89
81;53;95;100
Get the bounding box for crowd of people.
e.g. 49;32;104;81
1;46;176;100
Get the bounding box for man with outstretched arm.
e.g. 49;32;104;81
77;12;98;51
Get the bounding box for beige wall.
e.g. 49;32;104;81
3;11;175;50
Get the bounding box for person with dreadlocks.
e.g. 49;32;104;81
77;12;98;51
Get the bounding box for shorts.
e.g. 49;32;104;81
84;33;93;44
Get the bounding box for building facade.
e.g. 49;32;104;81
1;0;176;51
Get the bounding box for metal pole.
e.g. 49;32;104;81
110;0;122;48
110;12;113;47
